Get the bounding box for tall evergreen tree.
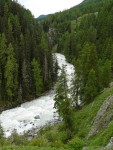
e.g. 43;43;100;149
22;59;31;99
102;60;112;87
54;66;74;135
0;33;7;100
31;58;43;97
0;33;7;67
84;69;98;103
70;71;80;108
5;43;18;100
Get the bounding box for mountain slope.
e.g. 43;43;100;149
46;0;113;104
37;15;49;21
0;0;54;107
1;0;113;149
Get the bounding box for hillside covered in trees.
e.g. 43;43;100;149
44;0;113;104
0;0;56;106
1;0;113;149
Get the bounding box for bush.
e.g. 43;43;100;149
46;131;57;142
67;137;85;150
50;140;64;148
28;137;49;147
10;131;28;146
59;131;69;143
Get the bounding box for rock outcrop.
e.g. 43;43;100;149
87;95;113;138
105;137;113;150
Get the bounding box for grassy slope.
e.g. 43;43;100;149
74;87;113;146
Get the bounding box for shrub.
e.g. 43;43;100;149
59;131;69;143
67;137;85;150
28;137;49;147
50;140;64;148
46;131;57;142
10;131;28;145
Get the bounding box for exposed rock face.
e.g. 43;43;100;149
105;137;113;150
87;95;113;138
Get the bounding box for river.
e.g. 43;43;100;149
0;53;74;137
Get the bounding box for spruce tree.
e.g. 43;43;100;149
5;43;18;100
102;60;112;87
54;65;68;116
84;69;98;103
0;33;7;100
70;71;80;108
54;65;74;135
31;58;43;97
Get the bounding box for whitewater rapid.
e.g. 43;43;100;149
0;53;74;137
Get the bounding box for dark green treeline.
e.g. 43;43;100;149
0;0;56;103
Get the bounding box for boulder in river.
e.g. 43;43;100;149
34;115;40;119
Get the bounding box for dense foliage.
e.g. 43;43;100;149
54;66;74;137
1;0;113;149
0;0;55;104
46;0;113;103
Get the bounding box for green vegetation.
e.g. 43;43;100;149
0;147;64;150
54;66;74;136
0;0;55;106
45;0;113;105
1;0;113;149
21;87;113;149
31;58;43;96
0;87;113;149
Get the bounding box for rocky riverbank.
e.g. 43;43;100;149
26;118;62;140
0;106;14;114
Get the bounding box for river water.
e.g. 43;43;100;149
0;53;74;137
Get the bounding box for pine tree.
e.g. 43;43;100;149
52;54;59;82
31;58;43;97
96;59;104;91
77;42;98;102
102;60;112;87
5;43;18;100
84;69;98;103
22;59;31;99
40;33;49;82
54;66;68;116
0;33;7;100
70;71;80;108
54;66;74;134
0;33;7;67
7;18;13;43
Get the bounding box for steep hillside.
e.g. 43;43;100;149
0;0;55;107
1;0;113;149
25;87;113;150
45;0;113;104
29;0;113;148
1;86;112;149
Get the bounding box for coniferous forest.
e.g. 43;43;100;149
1;0;113;149
46;0;113;104
0;0;55;105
